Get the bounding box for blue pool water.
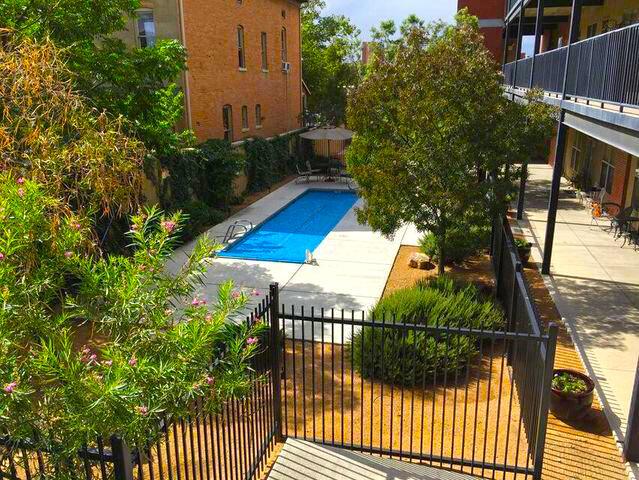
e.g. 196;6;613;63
218;190;358;263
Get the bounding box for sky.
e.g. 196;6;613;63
324;0;459;40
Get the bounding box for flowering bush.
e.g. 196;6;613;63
0;173;265;473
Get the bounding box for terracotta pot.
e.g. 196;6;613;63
549;369;594;421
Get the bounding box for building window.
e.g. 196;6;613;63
261;32;268;70
136;10;156;48
223;105;233;141
255;104;262;128
599;147;615;194
281;28;288;63
237;26;246;69
241;105;249;130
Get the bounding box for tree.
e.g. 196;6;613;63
368;14;426;65
1;0;192;156
346;11;556;274
301;0;361;124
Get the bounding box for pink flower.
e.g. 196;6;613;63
0;253;4;261
3;382;17;394
205;376;215;386
191;298;201;306
231;291;241;300
205;314;212;321
104;360;113;367
88;354;98;363
128;357;137;367
161;220;177;233
64;251;73;259
17;188;25;198
251;289;261;297
247;337;258;345
71;222;82;230
131;224;139;231
16;177;25;185
136;405;148;416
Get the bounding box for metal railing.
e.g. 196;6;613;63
503;22;639;109
277;285;557;478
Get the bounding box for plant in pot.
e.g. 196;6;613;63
550;369;595;421
514;238;533;265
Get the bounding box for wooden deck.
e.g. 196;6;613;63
267;439;477;480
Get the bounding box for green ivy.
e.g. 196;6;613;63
245;135;297;193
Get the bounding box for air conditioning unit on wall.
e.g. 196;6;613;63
282;62;291;73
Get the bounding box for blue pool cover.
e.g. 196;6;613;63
218;189;358;263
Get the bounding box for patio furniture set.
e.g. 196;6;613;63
577;185;639;250
295;160;356;188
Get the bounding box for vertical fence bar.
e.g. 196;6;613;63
110;436;134;480
533;324;558;480
269;283;283;443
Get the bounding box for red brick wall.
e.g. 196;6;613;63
610;150;632;206
458;0;505;61
182;0;302;142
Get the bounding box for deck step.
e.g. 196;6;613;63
268;439;478;480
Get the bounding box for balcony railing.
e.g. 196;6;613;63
503;22;639;109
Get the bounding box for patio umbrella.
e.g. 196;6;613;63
299;126;354;141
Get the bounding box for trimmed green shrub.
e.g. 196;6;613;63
419;225;490;265
245;137;277;192
351;276;504;385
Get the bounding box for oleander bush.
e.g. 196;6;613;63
351;276;504;385
0;173;265;477
419;225;491;265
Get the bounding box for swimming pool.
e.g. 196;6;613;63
218;189;358;263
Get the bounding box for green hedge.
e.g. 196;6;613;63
245;135;295;192
351;276;504;385
419;225;490;265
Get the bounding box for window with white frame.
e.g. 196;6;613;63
261;32;268;70
255;104;262;128
136;10;156;48
223;105;233;141
599;146;615;194
237;26;246;69
241;105;249;130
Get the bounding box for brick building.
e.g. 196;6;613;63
116;0;305;143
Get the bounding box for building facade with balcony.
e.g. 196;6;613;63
460;0;639;465
115;0;305;143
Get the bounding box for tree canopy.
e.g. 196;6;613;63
346;11;556;273
301;0;361;125
1;0;192;156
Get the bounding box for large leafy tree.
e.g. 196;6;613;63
302;0;361;125
0;0;192;156
347;11;556;274
368;14;425;65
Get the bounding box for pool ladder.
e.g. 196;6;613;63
222;220;254;244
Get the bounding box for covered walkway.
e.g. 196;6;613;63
513;163;639;478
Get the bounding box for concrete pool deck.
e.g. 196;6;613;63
169;180;421;315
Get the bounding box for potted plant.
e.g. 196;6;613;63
514;238;532;265
550;369;595;421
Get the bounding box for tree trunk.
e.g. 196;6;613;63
437;243;446;275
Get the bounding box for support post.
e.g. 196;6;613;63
502;20;511;68
542;117;567;274
511;0;526;92
269;282;283;443
530;0;545;87
533;323;559;480
110;436;134;480
517;162;527;220
624;358;639;462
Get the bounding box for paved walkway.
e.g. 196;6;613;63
513;163;639;478
267;439;475;480
169;179;421;315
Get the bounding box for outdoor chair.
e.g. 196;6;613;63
591;202;621;231
611;206;636;238
295;163;318;184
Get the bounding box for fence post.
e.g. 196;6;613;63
494;217;506;295
507;263;523;365
110;436;134;480
533;323;558;480
623;358;639;462
269;282;283;443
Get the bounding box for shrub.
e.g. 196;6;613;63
419;225;490;265
173;200;226;241
351;276;504;385
0;173;264;473
245;137;278;192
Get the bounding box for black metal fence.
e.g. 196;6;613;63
503;22;639;109
0;292;279;480
277;282;557;478
3;266;556;480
